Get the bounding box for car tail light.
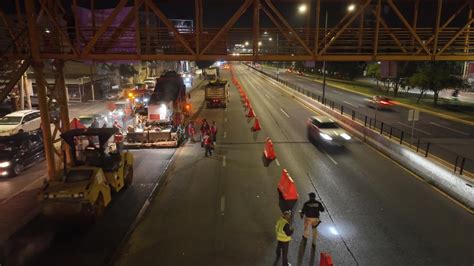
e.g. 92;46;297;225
380;100;390;105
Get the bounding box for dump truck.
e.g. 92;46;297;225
204;67;219;80
41;128;134;220
124;71;188;148
205;79;228;108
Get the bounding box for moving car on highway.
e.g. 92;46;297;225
0;130;44;177
0;110;41;136
307;115;351;146
365;95;395;110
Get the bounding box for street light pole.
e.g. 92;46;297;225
322;10;328;104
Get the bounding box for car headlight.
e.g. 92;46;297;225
341;133;351;140
143;98;149;102
185;77;191;82
118;111;124;116
0;161;11;168
320;133;333;141
48;194;55;199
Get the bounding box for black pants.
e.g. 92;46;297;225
205;144;213;156
275;241;289;266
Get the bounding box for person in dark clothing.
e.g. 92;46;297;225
275;210;294;266
300;192;325;247
210;121;217;144
203;133;213;157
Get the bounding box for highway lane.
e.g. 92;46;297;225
260;65;474;138
114;66;474;266
238;65;474;265
259;65;474;172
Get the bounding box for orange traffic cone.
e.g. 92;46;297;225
277;169;299;200
320;253;334;266
244;99;250;108
251;117;261;131
263;137;276;160
247;107;255;118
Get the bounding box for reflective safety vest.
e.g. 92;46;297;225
275;217;291;242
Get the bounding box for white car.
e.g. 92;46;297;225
0;110;42;136
307;116;351;146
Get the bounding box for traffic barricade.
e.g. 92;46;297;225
278;169;298;200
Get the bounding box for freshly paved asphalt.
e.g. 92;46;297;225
259;65;474;174
114;65;474;266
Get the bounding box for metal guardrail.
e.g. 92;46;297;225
248;64;474;177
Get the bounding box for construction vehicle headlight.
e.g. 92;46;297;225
0;161;11;168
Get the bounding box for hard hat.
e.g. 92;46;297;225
309;192;316;198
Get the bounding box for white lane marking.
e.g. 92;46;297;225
396;122;433;136
224;131;227;138
275;158;281;166
429;122;470;136
343;101;358;108
280;108;290;118
220;196;225;214
265;93;271;99
323;151;338;165
223;156;226;167
224;117;227;123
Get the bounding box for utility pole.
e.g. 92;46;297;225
26;0;56;180
321;10;328;104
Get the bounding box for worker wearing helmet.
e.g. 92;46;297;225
275;210;293;266
300;192;325;247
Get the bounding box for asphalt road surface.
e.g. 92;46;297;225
114;65;474;266
2;149;175;266
259;65;474;171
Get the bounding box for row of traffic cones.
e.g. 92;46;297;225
230;67;261;132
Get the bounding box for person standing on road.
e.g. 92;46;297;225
203;133;213;157
210;121;218;144
187;121;196;142
90;118;99;128
300;192;325;247
275;210;294;266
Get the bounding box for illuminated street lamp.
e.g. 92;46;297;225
258;41;262;46
298;4;307;14
269;37;273;41
245;41;249;46
347;3;356;12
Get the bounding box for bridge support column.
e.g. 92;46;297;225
26;0;56;180
53;60;72;163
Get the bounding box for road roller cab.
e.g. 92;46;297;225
41;128;134;219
